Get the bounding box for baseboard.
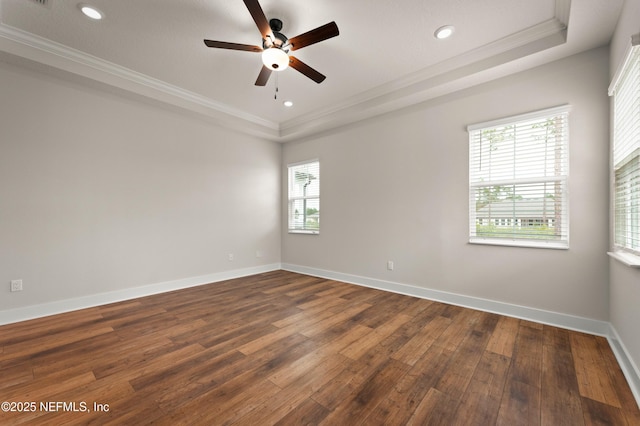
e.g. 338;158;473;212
281;263;611;336
608;325;640;406
0;263;281;326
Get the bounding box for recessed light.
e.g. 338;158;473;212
283;100;293;107
434;25;454;40
79;4;103;20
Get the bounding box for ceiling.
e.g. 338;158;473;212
0;0;623;141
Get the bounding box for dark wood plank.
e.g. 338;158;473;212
318;358;410;425
273;397;330;425
433;324;492;398
541;344;585;425
496;380;542;426
369;343;454;425
581;396;628;426
451;351;511;425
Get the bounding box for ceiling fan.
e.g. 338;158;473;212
203;0;339;86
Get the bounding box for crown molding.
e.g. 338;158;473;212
0;0;570;143
278;17;568;141
0;23;280;139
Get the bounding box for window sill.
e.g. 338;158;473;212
607;251;640;268
469;238;568;250
288;230;319;235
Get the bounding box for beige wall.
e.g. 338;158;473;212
0;59;281;312
609;0;640;387
283;46;610;321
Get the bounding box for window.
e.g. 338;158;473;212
468;105;570;249
288;160;320;234
610;36;640;257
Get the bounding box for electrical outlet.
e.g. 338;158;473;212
387;261;394;271
10;279;23;292
256;250;263;258
228;253;234;261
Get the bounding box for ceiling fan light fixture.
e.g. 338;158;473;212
202;1;339;86
434;25;455;39
262;47;289;71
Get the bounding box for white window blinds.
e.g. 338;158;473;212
288;160;320;233
610;37;640;255
468;106;570;249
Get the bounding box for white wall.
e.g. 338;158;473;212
283;46;610;321
608;0;640;392
0;58;281;313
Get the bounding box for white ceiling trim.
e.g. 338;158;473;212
0;23;279;139
279;17;568;141
0;0;571;142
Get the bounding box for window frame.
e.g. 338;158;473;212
608;34;640;267
467;105;571;249
613;154;639;254
287;159;320;235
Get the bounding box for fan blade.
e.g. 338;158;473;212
255;65;272;86
243;0;273;40
289;56;326;84
204;40;262;52
289;21;339;51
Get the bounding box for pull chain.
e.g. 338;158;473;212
274;72;279;100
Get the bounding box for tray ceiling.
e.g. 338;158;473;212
0;0;623;141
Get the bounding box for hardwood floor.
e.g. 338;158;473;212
1;270;638;425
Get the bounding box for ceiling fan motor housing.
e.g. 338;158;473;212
269;18;283;32
262;18;290;70
263;19;289;50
